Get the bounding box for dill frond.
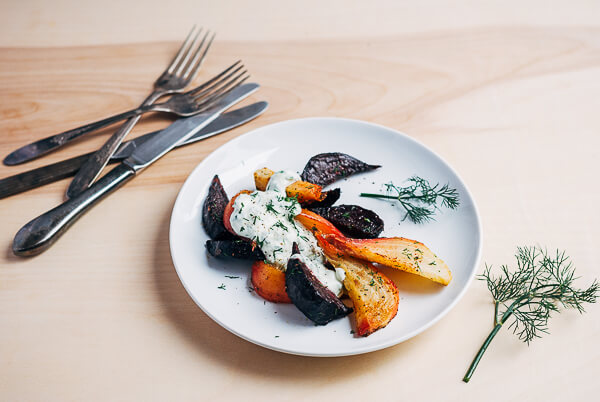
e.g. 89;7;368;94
463;246;598;382
360;176;459;224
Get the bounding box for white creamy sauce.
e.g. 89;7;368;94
266;170;300;192
229;170;345;295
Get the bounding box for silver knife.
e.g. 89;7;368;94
0;101;268;200
12;83;259;257
114;101;267;159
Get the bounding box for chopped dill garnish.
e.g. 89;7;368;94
254;237;265;248
265;200;278;214
272;247;284;259
283;197;299;214
273;221;288;231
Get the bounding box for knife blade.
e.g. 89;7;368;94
114;101;267;159
12;82;258;257
0;101;267;200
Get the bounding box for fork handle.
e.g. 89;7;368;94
65;91;165;198
3;107;146;166
12;163;136;256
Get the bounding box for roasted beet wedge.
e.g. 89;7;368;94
312;204;384;238
303;188;341;209
202;175;235;240
206;240;265;260
285;244;352;325
301;153;380;186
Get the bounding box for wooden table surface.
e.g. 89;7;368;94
1;2;599;401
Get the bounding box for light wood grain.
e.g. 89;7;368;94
3;0;600;46
1;23;600;402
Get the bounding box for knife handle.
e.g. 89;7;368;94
0;154;95;199
12;163;135;257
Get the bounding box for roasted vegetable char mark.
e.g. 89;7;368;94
202;175;235;240
312;204;384;238
206;239;265;260
301;153;381;186
285;243;352;325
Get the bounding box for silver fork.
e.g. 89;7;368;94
4;26;215;166
12;80;259;257
66;62;248;197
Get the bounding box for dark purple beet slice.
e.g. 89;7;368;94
301;153;380;186
202;175;235;240
206;240;265;260
311;204;384;239
285;243;352;325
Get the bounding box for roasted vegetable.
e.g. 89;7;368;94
296;209;452;285
222;190;253;236
251;261;291;303
325;235;452;285
285;181;325;203
253;166;337;206
297;214;398;335
323;248;399;336
254;167;275;191
202;175;235;240
312;204;384;238
285;243;352;325
301;153;381;186
305;188;341;209
296;208;345;237
206;240;265;260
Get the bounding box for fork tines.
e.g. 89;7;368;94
193;61;250;112
161;25;216;85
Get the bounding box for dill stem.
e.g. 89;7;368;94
493;301;499;326
359;193;397;200
462;323;502;383
463;304;517;383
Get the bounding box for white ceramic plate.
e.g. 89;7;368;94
170;117;482;356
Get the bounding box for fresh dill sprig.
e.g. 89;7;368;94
359;176;459;224
463;246;599;383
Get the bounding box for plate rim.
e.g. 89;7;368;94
169;116;483;357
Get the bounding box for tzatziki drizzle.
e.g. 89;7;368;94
229;170;345;295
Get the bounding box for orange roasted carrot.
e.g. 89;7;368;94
251;261;291;303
